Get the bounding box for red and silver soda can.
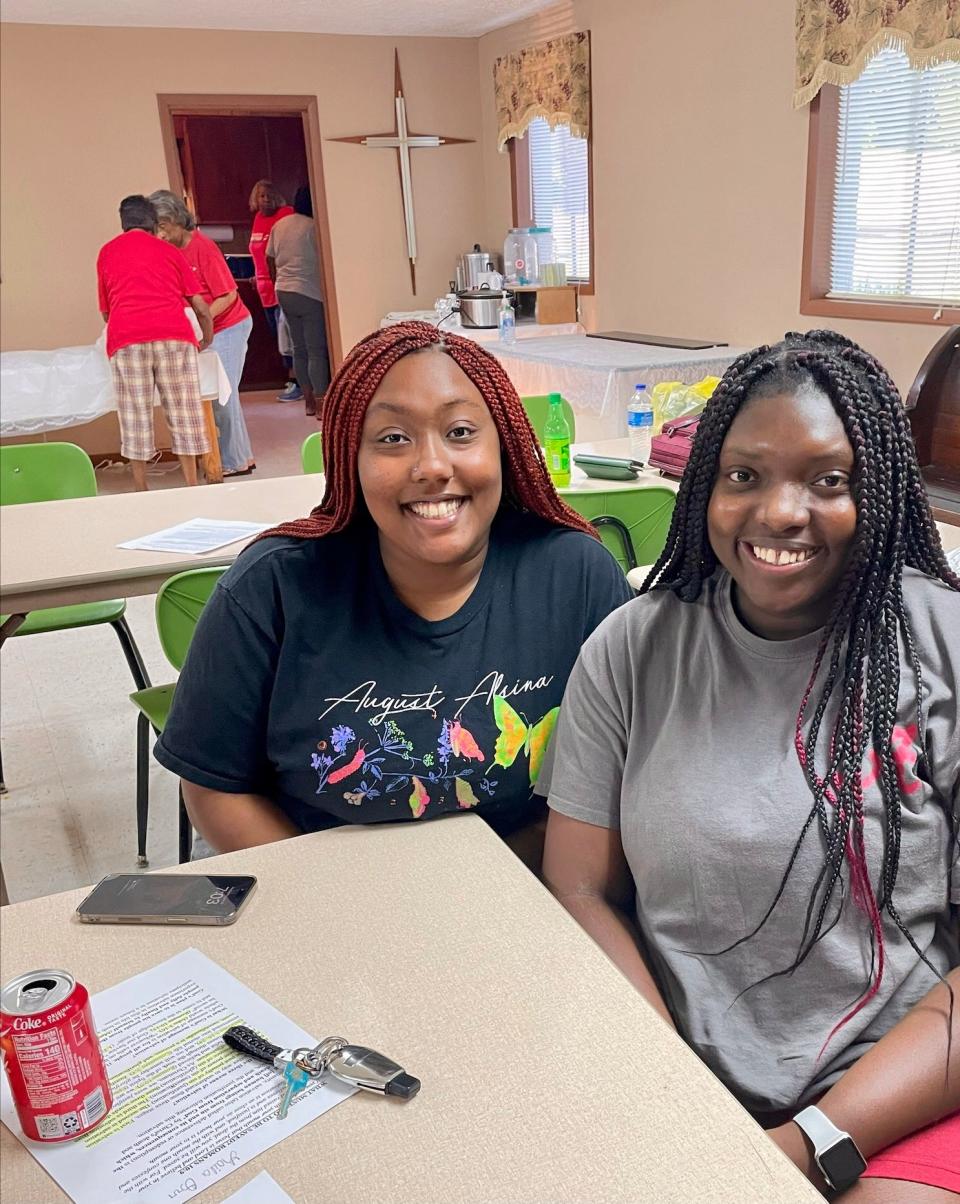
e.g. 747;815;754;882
0;969;112;1142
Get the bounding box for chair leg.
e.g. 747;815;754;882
110;617;151;692
136;713;150;867
178;785;193;864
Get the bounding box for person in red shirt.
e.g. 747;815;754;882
97;195;213;491
151;190;256;476
248;179;299;402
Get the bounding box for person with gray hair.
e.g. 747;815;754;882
150;189;256;475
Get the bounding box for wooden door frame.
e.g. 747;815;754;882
157;93;343;368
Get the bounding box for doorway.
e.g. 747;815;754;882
157;94;341;396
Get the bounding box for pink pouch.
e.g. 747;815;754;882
648;416;700;478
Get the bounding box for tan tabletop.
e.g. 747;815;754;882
0;443;671;615
0;474;328;614
0;818;817;1203
2;447;950;616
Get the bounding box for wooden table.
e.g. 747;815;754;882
0;819;818;1203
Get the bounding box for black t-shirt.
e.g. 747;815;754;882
155;511;632;835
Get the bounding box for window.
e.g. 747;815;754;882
802;48;960;324
510;117;592;288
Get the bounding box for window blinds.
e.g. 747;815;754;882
829;48;960;306
527;117;591;282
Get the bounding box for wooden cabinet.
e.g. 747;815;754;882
177;115;309;226
907;325;960;523
237;279;287;391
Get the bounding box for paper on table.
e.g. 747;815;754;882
221;1170;294;1203
117;518;271;554
0;948;354;1204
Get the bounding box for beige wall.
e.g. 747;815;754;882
478;0;944;397
0;24;483;357
1;3;945;444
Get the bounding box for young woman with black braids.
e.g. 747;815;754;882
156;321;631;863
540;331;959;1200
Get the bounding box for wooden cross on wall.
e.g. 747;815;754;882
331;50;473;294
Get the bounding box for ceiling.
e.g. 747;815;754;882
0;0;559;37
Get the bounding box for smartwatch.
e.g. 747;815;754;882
793;1105;867;1193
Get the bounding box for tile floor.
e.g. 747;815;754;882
1;390;314;903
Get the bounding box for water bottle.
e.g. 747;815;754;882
544;392;571;488
498;294;516;345
626;384;654;464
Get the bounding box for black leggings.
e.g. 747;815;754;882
276;292;330;395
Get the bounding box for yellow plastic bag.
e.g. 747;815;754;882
651;375;721;432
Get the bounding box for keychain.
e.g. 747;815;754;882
223;1025;420;1119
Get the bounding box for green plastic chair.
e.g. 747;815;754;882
301;432;324;474
563;487;676;575
129;567;227;865
0;443;150;794
520;395;577;443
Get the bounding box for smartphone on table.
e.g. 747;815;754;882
76;874;257;926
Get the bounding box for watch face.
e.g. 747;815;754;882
820;1137;868;1190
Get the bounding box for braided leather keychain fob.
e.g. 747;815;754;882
223;1025;283;1064
223;1025;420;1099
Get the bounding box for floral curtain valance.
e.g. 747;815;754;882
494;31;590;152
795;0;960;107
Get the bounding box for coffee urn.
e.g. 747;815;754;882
455;244;498;292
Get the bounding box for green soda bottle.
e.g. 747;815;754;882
544;392;571;488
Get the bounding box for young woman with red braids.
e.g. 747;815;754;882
156;321;631;865
540;332;958;1200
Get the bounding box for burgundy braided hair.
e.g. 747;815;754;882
260;321;597;542
645;330;959;1047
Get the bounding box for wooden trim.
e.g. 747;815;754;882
800;87;957;329
508;137;531;227
800;91;836;307
156;93;343;369
582;32;595;298
800;297;960;325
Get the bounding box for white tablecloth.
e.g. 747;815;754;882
380;311;583;343
486;335;746;441
0;336;229;438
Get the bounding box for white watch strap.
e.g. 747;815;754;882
794;1105;845;1151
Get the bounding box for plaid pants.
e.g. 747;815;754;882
111;340;209;461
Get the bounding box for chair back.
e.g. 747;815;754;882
155;567;228;670
301;432;324;474
0;442;97;506
520;395;577;443
563;487;676;573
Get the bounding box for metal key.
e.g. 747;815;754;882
223;1024;420;1102
277;1054;311;1119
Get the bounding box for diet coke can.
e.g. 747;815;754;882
0;969;112;1141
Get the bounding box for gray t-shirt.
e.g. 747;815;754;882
541;567;959;1117
267;213;323;302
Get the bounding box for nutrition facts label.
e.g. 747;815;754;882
12;1025;93;1109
